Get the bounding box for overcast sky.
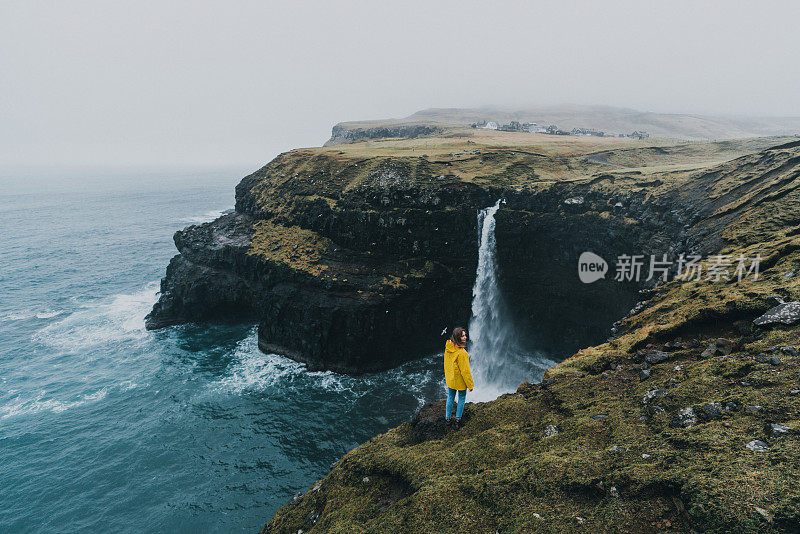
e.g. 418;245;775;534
2;1;800;170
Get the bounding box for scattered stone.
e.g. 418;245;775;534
532;513;543;520
715;338;733;355
643;389;667;404
304;509;321;525
543;425;559;438
362;477;370;484
724;401;738;411
609;486;619;498
754;506;773;522
591;414;608;421
753;302;800;326
564;196;584;205
770;423;791;438
740;381;752;387
313;483;322;491
674;365;682;371
646;350;669;364
641;453;651;459
648;405;666;415
745;405;763;414
755;353;770;363
608;445;624;452
781;346;798;357
638;368;651;380
791;389;800;395
671;407;699;428
292;492;303;503
700;402;723;420
746;440;769;451
769;356;782;366
700;345;716;359
575;516;585;524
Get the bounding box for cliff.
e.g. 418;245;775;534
261;138;800;532
147;129;794;374
145;126;800;531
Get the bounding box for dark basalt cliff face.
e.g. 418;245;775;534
146;142;709;372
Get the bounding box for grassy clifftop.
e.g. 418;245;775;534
238;130;797;275
261;136;800;532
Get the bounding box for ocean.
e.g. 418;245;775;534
0;169;444;533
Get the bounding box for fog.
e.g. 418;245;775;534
2;0;800;170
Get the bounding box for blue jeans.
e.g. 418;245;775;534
446;387;467;419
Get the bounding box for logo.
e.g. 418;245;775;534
578;252;608;283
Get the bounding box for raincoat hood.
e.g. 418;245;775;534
445;339;462;356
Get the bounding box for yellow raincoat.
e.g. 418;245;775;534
444;339;474;391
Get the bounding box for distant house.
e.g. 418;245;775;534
499;121;525;132
571;127;605;137
483;121;499;130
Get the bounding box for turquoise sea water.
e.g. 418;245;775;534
0;169;443;533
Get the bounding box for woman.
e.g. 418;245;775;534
443;326;474;429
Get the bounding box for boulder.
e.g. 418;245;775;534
700;402;723;420
755;353;770;363
643;389;667;404
770;423;791;438
543;425;559;438
645;350;669;364
753;302;800;326
671;407;698;428
746;440;769;452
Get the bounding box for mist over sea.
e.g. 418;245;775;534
0;169;443;533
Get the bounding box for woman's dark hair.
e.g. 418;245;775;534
450;327;467;348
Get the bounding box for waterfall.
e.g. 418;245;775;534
466;200;554;401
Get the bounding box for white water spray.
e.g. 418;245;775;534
467;200;554;401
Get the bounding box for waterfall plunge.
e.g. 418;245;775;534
466;200;555;401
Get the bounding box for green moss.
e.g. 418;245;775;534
247;220;332;276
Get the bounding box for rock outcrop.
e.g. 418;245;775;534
324;123;441;146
